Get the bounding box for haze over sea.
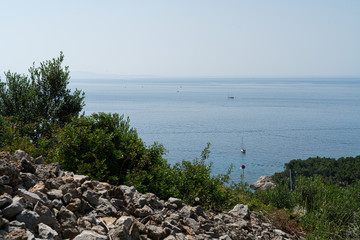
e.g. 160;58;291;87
70;78;360;184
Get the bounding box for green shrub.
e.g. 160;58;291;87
126;142;246;211
273;156;360;185
170;144;234;210
260;180;294;209
0;116;37;154
296;176;360;238
54;112;165;184
261;174;360;238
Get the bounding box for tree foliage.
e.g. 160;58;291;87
0;52;85;143
28;52;85;124
272;156;360;185
0;72;34;121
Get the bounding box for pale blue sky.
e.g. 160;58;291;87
1;0;359;78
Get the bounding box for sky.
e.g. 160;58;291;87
1;0;360;78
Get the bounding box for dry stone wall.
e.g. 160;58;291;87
0;150;295;240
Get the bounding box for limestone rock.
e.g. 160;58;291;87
20;172;38;189
34;155;45;164
96;197;117;216
115;216;134;229
109;225;131;240
0;216;8;229
83;190;99;207
73;230;108;240
73;174;90;184
110;198;124;209
13;150;31;161
38;223;60;240
167;197;183;208
52;198;63;210
0;193;12;208
47;189;63;200
15;209;40;232
144;192;163;209
228;204;250;220
67;198;82;212
35;164;52;180
34;201;60;231
20;157;36;174
17;188;44;205
250;175;276;190
0;175;10;185
134;204;154;217
0;157;20;186
147;225;170;240
2;197;25;218
58;206;77;228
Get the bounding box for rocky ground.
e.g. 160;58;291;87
0;150;297;240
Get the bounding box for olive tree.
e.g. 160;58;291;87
0;52;85;142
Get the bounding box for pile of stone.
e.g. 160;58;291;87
0;150;296;240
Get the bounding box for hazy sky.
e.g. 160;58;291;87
1;0;359;78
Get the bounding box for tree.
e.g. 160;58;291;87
0;52;85;142
0;72;35;122
28;52;85;124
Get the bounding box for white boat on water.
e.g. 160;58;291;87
241;137;246;153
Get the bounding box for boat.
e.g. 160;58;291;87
241;137;246;153
227;96;234;99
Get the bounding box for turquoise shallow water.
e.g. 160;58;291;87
70;78;360;184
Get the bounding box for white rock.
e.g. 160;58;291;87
73;230;108;240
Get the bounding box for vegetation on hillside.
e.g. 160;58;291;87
273;156;360;185
263;156;360;238
1;53;360;238
258;174;360;239
0;53;244;211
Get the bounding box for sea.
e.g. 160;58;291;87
69;77;360;184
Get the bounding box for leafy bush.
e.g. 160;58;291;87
261;174;360;239
0;116;37;154
126;143;249;211
170;143;235;210
296;175;360;238
260;180;294;209
54;112;165;184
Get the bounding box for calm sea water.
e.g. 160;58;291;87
69;78;360;184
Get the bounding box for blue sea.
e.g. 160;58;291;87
69;78;360;184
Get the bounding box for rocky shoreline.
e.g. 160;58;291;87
0;150;296;240
250;176;276;191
